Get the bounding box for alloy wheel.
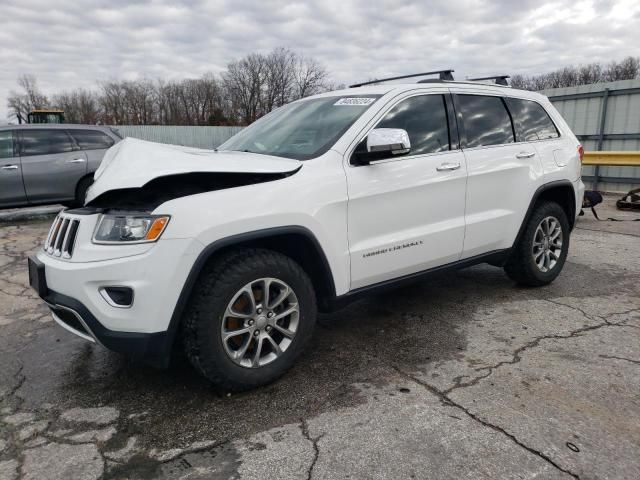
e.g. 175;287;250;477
532;216;563;273
221;278;299;368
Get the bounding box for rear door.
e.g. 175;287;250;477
453;92;543;258
67;128;116;173
346;92;467;289
0;130;27;207
19;129;88;203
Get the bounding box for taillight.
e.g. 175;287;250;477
577;145;584;164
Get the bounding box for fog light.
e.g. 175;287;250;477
100;286;134;308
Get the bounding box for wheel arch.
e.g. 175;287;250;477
74;174;95;203
512;180;576;250
163;226;336;359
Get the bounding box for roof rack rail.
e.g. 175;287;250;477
468;75;511;86
349;69;455;88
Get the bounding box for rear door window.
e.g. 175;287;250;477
376;94;450;155
20;129;75;156
0;131;14;158
505;98;560;141
457;95;515;148
69;130;115;150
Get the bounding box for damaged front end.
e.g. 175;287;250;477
88;170;299;211
85;137;302;211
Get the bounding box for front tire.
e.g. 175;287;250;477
504;201;570;286
182;248;317;391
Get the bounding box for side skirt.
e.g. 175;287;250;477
327;249;510;311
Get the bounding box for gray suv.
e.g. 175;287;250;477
0;124;121;209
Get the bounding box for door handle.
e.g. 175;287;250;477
66;158;86;164
1;165;18;170
436;162;461;171
516;151;536;159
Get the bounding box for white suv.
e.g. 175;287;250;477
29;76;585;390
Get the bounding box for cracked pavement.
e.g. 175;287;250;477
0;198;639;479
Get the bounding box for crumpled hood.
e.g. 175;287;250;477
86;137;302;203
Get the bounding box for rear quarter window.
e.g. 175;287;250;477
505;98;560;141
69;130;115;150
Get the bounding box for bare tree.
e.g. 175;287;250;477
10;54;640;125
604;56;640;81
156;79;182;125
293;56;328;99
263;47;296;112
7;74;49;123
52;89;100;124
577;63;602;85
121;79;155;125
7;49;331;126
99;81;127;124
224;53;268;124
511;56;640;90
222;48;329;124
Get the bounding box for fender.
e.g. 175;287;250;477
162;225;336;359
511;179;576;251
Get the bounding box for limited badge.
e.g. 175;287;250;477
334;97;376;106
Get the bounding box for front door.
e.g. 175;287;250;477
19;129;87;203
346;93;467;290
0;130;27;207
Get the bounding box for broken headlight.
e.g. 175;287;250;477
93;214;170;244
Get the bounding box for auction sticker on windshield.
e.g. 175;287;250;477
334;97;377;106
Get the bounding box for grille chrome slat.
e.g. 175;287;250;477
44;218;56;250
54;219;70;256
62;220;80;259
47;217;63;254
45;217;59;251
43;215;81;259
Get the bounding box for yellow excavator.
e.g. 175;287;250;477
18;109;65;124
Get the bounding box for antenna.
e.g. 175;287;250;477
350;69;455;88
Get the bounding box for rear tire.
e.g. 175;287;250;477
182;248;317;391
504;201;570;286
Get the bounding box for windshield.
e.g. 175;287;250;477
219;95;381;160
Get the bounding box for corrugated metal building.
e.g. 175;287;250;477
541;79;640;192
113;125;243;150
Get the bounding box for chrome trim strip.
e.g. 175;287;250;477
46;217;61;253
44;215;59;250
62;220;79;259
46;302;101;345
44;214;83;259
60;221;73;257
99;286;134;309
53;219;69;257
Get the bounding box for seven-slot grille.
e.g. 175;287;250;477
44;215;80;258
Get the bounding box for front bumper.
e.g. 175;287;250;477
44;286;170;367
30;234;203;367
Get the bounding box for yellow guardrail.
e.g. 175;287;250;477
583;151;640;166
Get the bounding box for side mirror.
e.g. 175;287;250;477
352;128;411;165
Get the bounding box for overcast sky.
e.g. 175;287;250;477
1;0;639;122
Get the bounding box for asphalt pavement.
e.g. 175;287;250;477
0;197;639;479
